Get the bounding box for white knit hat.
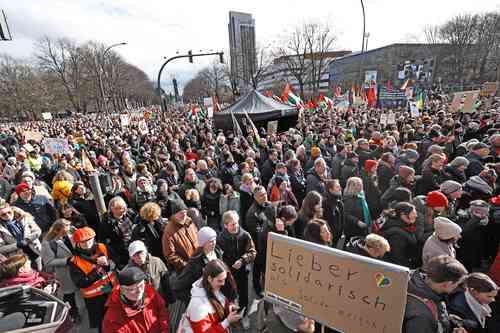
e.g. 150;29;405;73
198;227;217;246
434;217;462;240
128;240;148;257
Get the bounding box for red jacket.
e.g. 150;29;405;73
102;283;169;333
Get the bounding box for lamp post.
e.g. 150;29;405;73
98;42;127;114
157;50;224;113
357;0;367;90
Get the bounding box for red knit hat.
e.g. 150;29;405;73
73;227;96;242
364;160;378;172
426;191;449;208
15;182;31;195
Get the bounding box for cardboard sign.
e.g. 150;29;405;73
43;138;70;155
120;114;130;127
265;233;410;333
409;102;420;118
24;131;43;142
450;93;462;112
481;82;498;97
267;121;278;134
463;91;479;113
41;112;52;120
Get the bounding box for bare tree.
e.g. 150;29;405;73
199;60;229;100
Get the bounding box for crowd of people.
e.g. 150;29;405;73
0;92;499;333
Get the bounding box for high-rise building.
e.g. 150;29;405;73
228;11;256;91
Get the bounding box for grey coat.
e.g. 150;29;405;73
422;234;456;268
219;192;240;216
123;254;167;291
41;238;77;294
0;214;41;258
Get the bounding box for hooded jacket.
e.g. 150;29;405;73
380;216;417;268
422;234;456;268
403;270;451;333
185;279;231;333
102;283;169;333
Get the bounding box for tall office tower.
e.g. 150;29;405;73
228;11;256;91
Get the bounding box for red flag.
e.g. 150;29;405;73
264;90;273;97
281;84;292;102
367;87;376;107
318;93;325;102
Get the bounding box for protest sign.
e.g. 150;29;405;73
203;97;213;106
41;112;52;120
409;102;420;118
138;120;149;135
24;130;43;142
387;112;396;125
207;106;214;118
43;138;70;155
481;82;498;97
380;113;387;126
120;114;130;127
450;93;462;112
267;121;278;134
463;91;480;113
265;233;410;333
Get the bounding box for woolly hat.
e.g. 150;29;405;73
472;142;489;151
403;149;419;161
434;217;462;240
15;182;31;195
128;240;148;257
398;165;415;179
118;266;146;286
439;180;462;195
426;191;449;208
469;200;490;216
168;199;188;217
311;146;321;158
73;227;96;242
21;171;36;180
449;156;470;169
364;160;378;172
197;226;217;247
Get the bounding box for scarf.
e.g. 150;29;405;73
4;219;24;244
465;290;492;328
119;291;145;311
356;192;372;231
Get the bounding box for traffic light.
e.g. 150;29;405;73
188;50;193;63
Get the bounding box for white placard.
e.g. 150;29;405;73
120;114;130;127
43;138;70;155
42;112;52;120
410;102;420;117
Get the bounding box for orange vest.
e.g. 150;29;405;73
71;243;117;298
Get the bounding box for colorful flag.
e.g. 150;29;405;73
416;90;424;110
281;84;302;106
212;96;221;112
244;111;261;145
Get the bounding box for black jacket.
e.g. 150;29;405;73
245;201;276;248
331;153;346;179
322;192;344;246
131;218;167;260
261;159;276;187
201;190;222;222
417;167;444;196
98;209;137;268
443;165;467;183
72;197;100;233
465;152;485;178
306;169;328;195
377;163;397;195
340;158;359;188
380;216;417;268
14;195;56;233
449;292;489;333
217;227;256;271
362;172;382;219
403;270;452;333
288;169;307;204
239;188;254;230
344;236;371;258
342;195;368;241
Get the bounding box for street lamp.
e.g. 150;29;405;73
99;42;127;114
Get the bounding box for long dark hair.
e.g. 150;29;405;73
201;259;237;321
299;191;322;220
304;219;331;246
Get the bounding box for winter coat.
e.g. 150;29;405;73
331;153;346;179
245;202;276;248
459;176;494;209
456;211;485;271
343;195;368;241
239;188;254;230
172;248;223;302
403;270;452;333
123;254;168;292
178;180;205;202
412;195;435;243
72;197;100;233
185;279;232;333
417;167;445;196
0;177;13;200
377;162;396;195
201;190;222;227
219;192;240;216
443;165;467;183
0;215;42;258
465;152;485;178
422;234;456;268
340;159;359;188
380;216;418;268
161;217;198;273
102;283;169;333
362;172;382;219
217;227;256;272
288;169;307;204
306;169;329;195
99;210;137;269
41;237;76;294
131;218;167;260
448;292;490;333
14;195;56;232
261;159;276;187
381;175;414;209
355;146;382;170
322;192;344;246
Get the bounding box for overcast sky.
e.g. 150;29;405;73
1;0;498;91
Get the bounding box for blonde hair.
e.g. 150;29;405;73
52;170;74;184
241;173;254;184
185;189;200;201
44;219;71;241
222;210;239;225
140;202;161;222
344;177;363;197
365;234;391;253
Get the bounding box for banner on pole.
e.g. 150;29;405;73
265;233;410;333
